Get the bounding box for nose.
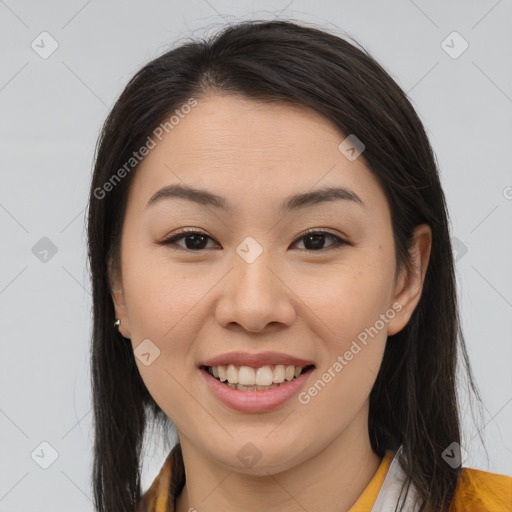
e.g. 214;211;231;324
214;248;296;333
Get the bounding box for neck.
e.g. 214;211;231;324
175;402;381;512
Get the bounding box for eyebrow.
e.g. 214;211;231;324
145;183;364;214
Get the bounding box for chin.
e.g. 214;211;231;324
205;439;308;477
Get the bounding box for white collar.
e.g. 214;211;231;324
370;445;420;512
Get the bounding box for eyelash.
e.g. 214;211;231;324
158;228;350;252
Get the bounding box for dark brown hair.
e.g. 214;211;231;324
87;19;484;512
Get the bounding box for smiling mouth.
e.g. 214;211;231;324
201;364;315;391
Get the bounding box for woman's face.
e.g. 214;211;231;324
110;93;430;474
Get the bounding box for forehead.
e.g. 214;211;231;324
128;94;386;216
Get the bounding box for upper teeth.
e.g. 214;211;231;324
209;364;304;386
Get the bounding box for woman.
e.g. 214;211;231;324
87;19;512;512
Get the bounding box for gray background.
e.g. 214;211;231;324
1;0;511;510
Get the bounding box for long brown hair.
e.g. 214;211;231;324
87;19;484;512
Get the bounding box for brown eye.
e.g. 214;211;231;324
292;230;348;251
158;229;349;252
159;230;219;251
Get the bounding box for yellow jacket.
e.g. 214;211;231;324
137;444;512;511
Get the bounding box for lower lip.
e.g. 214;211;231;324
200;366;314;413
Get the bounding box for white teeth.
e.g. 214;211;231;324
285;365;296;381
226;364;238;384
218;366;227;382
238;366;255;386
273;364;286;383
207;364;308;386
256;366;273;386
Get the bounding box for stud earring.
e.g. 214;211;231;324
114;318;130;341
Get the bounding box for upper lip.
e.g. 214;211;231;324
199;351;315;368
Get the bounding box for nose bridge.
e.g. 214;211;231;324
235;240;274;293
215;236;295;331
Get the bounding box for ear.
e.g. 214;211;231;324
387;224;432;336
108;255;132;339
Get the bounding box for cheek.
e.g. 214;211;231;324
122;245;236;395
304;341;386;430
294;258;392;407
296;260;393;345
301;304;389;421
122;245;207;341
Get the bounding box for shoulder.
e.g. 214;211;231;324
449;466;512;511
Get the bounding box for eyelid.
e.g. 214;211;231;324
158;227;218;248
158;227;350;250
294;227;343;240
292;228;349;251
